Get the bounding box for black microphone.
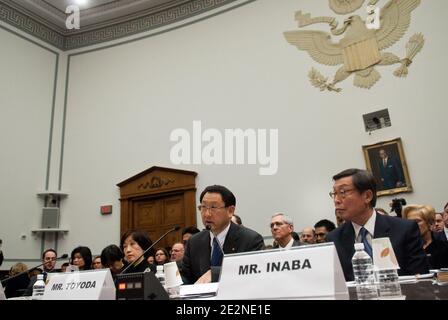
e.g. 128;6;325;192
120;225;180;274
1;253;69;285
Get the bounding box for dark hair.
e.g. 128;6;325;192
70;246;92;270
314;219;336;232
120;229;154;259
182;226;200;236
101;244;124;267
199;185;236;207
332;168;377;207
232;214;242;225
154;248;170;265
291;231;300;241
42;248;57;260
61;262;69;268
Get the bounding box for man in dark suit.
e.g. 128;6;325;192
181;185;264;284
326;168;428;281
434;203;448;242
270;213;301;249
378;149;405;189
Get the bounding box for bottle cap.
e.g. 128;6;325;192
37;274;44;280
156;265;164;272
354;243;365;251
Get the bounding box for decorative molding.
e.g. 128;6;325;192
0;0;240;51
138;176;176;190
0;2;64;49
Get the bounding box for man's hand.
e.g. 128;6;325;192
195;270;212;284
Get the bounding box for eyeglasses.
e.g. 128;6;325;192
270;221;287;229
329;188;356;199
197;205;227;213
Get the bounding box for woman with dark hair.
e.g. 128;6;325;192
70;246;92;271
154;248;170;265
120;229;155;273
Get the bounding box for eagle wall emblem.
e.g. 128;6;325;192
284;0;424;92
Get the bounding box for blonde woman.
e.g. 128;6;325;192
403;205;448;269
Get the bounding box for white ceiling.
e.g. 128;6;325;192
3;0;188;32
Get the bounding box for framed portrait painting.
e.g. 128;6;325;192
362;138;412;196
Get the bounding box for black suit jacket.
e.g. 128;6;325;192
181;223;265;284
327;213;429;281
434;231;448;242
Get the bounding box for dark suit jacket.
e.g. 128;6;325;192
434;231;448;242
327;213;429;281
379;157;404;189
181;223;265;284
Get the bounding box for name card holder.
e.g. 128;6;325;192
44;269;115;300
217;243;348;300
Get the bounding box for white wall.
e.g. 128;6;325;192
1;0;447;267
0;25;59;266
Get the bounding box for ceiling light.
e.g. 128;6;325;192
74;0;88;5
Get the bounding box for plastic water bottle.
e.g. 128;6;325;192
155;265;166;288
31;274;46;300
352;243;378;300
376;269;402;298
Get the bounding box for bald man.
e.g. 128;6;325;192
300;227;315;245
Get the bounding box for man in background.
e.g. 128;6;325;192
270;213;300;249
314;219;336;243
299;227;315;245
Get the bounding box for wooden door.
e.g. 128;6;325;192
118;166;197;251
132;194;185;249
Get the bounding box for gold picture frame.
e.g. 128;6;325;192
362;138;412;197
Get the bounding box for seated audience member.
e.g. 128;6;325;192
101;244;124;276
314;219;336;243
403;205;448;269
182;226;200;245
326;168;429;281
433;212;445;233
435;203;448;242
4;262;29;298
147;255;155;265
270;213;300;249
231;214;242;225
24;249;58;296
170;243;185;262
71;246;92;271
154;248;170;265
92;255;103;269
300;227;316;244
181;185;264;284
121;229;155;273
60;262;70;273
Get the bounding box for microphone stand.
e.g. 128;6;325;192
1;254;68;285
120;225;180;274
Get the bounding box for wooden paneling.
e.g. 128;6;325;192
118;166;197;249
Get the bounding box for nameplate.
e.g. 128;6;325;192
372;237;400;270
217;243;347;299
44;269;115;300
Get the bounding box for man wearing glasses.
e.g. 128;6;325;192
270;213;301;249
24;249;58;296
181;185;265;284
326;168;428;281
